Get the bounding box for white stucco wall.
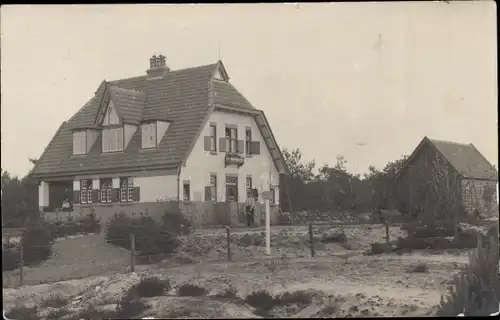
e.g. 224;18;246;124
38;181;50;208
181;110;280;203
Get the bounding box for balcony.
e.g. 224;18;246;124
224;153;245;168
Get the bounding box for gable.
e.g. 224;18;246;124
101;101;120;125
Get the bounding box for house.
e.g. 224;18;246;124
30;55;289;227
395;136;498;221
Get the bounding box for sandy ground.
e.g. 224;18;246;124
3;224;473;318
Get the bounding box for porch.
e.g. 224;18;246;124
38;180;74;214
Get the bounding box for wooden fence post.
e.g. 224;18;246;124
308;222;315;258
19;244;24;286
226;226;232;262
385;221;390;244
130;234;136;273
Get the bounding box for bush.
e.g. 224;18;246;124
116;288;149;318
22;219;55;265
177;283;207;297
105;213;180;257
2;243;20;271
162;202;191;236
40;294;69;308
437;230;499;316
5;306;39;320
132;277;171;297
245;289;276;311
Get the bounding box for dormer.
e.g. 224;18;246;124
72;128;99;155
211;60;229;82
100;100;124;153
141;120;170;149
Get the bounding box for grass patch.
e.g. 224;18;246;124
133;277;171;298
5;306;39;320
40;294;69;308
177;283;207;297
407;262;429;273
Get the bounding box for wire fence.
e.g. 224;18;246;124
2;221;407;289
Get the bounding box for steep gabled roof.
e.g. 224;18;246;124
31;60;288;178
398;136;498;181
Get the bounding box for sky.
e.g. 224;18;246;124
1;2;497;178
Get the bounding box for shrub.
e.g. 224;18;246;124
40;294;69;308
274;290;313;306
162;202;191;236
105;213;180;257
22;219;55;265
116;288;149;318
407;263;429;273
437;231;499;316
245;289;276;311
133;277;171;298
177;283;207;297
2;243;20;271
5;306;39;320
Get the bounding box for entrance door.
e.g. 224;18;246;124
225;176;238;202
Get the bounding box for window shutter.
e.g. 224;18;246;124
112;188;120;203
250;141;261;155
133;187;140;202
252;188;259;198
204;136;211;151
205;186;211;201
237;140;245;154
102;129;110;152
219;138;227;152
73;191;80;204
92;190;99;203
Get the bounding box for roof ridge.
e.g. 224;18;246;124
108;85;146;95
428;137;472;147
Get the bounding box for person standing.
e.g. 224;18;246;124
245;193;256;227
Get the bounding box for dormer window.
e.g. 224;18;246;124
101;102;124;153
141;122;157;149
73;130;87;155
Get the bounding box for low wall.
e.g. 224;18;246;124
43;201;281;229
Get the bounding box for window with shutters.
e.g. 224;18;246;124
245;128;252;155
246;176;252;198
100;178;113;203
209;124;217;151
80;179;93;204
120;177;134;202
141;122;157;149
183;181;190;201
271;187;277;204
225;127;238;153
73;130;87;155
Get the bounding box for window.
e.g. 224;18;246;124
120;177;134;202
225;176;238;202
183;181;190;201
102;127;124;152
207;174;217;201
271;187;276;204
102;105;119;126
80;179;93;204
225;127;238;153
100;178;113;203
73;130;87;155
209;124;217;151
246;176;253;198
141;122;157;149
245;128;252;155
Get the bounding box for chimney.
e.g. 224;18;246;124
146;54;170;78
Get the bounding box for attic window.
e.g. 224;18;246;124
73;130;87;155
141;122;157;149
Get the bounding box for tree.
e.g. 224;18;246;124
281;148;316;212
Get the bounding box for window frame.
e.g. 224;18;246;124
183;181;191;201
100;178;113;203
73;130;87;155
246;176;253;198
209;124;217;151
120;177;134;202
225;127;238;153
80;179;93;204
102;127;124;153
209;174;217;201
141;122;158;149
245;128;252;155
